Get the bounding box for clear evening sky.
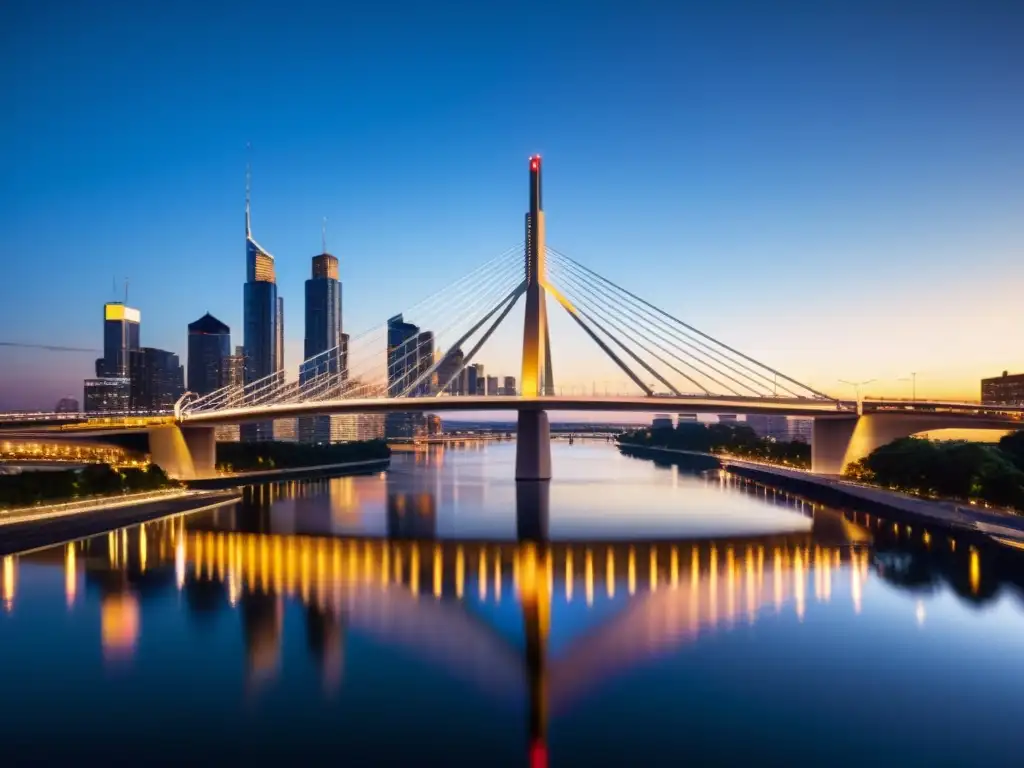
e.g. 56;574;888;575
1;0;1022;410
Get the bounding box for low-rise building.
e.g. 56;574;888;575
982;371;1024;406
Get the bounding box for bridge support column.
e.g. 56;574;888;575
148;424;217;481
516;478;550;541
811;413;980;475
516;410;552;482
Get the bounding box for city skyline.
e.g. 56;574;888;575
2;1;1023;410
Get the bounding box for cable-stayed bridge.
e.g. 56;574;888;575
3;157;1021;480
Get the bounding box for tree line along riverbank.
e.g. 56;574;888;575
617;423;1024;513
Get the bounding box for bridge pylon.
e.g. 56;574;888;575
517;155;553;481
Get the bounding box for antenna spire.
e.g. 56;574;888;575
322;216;327;254
245;142;252;238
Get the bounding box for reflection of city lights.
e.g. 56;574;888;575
773;549;782;612
627;547;636;596
175;537;185;589
794;549;806;621
101;592;140;661
565;550;574;602
969;549;980;595
433;545;442;599
65;544;77;608
606;548;615;599
2;556;16;611
585;549;594;607
138;524;147;573
455;546;465;599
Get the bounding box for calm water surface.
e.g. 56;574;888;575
2;443;1024;765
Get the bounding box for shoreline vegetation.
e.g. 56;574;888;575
215;439;390;473
617;422;811;468
0;463;178;510
617;423;1024;514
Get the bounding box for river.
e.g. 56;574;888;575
1;442;1023;765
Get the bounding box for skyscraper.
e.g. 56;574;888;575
503;376;517;395
128;347;184;412
242;169;279;442
436;347;464;394
96;302;140;377
300;249;343;444
276;296;285;374
386;314;426;438
187;313;231;396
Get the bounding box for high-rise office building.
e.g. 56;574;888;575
129;347;184;412
503;376;516;395
213;345;246;443
386;315;428;438
187;313;231;396
96;302;141;377
84;378;130;413
473;364;485;395
276;296;285;374
486;375;499;396
436;347;464;395
300;250;343;444
416;331;435;395
464;365;477;399
242;173;279;442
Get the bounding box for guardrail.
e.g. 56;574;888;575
0;488;191;521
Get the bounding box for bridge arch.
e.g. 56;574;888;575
811;413;1013;475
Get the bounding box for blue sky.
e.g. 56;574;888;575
1;0;1023;409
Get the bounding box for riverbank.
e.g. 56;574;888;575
619;444;1024;541
0;489;240;556
187;457;391;490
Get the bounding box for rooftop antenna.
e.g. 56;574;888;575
245;141;252;238
111;276;117;300
322;216;327;254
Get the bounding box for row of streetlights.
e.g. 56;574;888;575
838;372;920;403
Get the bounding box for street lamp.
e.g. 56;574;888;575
896;373;919;401
838;379;876;413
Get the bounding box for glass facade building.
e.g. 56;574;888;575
385;315;428;438
187;313;231;396
243;197;279;442
96;302;140;377
129;347;184;412
83;378;130;414
299;252;344;444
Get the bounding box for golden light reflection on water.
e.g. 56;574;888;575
0;480;1003;716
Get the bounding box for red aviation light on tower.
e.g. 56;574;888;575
530;155;540;172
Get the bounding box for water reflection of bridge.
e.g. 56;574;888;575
180;527;864;710
0;490;1011;765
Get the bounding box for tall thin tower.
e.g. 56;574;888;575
521;155;554;397
516;155;554;483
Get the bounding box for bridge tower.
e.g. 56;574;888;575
517;155;553;481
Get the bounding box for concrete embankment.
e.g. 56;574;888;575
186;458;391;490
619;444;1024;539
0;490;241;556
